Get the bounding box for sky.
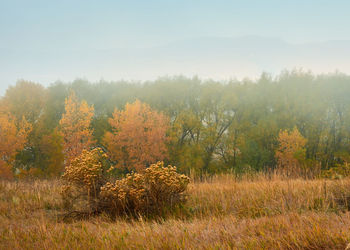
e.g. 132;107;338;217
1;0;350;94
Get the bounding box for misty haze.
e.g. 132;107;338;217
1;36;350;95
1;1;350;249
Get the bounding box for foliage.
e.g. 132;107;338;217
275;127;307;177
1;72;350;176
59;91;95;167
100;162;190;217
62;148;109;192
322;163;350;179
39;130;65;176
16;167;45;180
1;81;48;171
61;148;110;212
2;80;47;124
61;147;189;218
104;100;169;171
0;111;32;179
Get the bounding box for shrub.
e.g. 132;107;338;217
100;162;190;217
61;149;190;219
61;147;110;213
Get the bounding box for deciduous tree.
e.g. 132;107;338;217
0;111;31;179
275;127;307;175
104;100;169;171
59;91;95;166
3;80;47;124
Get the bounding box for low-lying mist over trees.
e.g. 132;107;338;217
1;70;350;178
1;36;349;95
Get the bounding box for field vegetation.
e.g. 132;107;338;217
1;174;350;249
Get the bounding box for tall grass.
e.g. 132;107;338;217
1;174;350;249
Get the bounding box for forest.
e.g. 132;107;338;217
1;69;350;179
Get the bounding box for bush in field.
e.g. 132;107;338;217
61;147;110;213
61;148;190;218
100;162;190;216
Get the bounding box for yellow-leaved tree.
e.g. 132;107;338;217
59;91;95;167
0;109;32;179
275;127;307;176
104;100;169;171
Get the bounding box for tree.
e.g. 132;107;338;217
3;80;47;124
1;81;47;169
0;111;31;179
104;100;169;171
275;127;307;176
59;91;95;166
167;82;238;174
39;129;64;176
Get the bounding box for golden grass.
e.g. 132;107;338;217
1;175;350;249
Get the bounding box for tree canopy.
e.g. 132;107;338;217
1;70;350;177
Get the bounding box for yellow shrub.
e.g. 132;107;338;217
62;147;109;193
61;147;110;213
61;150;190;218
100;162;190;216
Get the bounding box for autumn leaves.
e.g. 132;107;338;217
104;100;169;171
58;97;188;218
0;88;314;179
0;109;31;179
59;92;95;166
0;88;170;179
59;92;170;172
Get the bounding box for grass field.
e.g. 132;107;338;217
1;175;350;249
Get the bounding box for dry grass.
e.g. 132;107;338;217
1;175;350;249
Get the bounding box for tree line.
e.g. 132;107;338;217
1;70;350;178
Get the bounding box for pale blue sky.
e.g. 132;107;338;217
0;0;350;94
1;0;349;50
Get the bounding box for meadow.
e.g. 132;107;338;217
1;174;350;249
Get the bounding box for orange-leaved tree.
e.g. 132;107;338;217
275;127;307;176
104;100;169;171
0;110;32;179
59;91;95;167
